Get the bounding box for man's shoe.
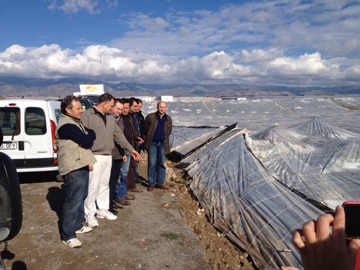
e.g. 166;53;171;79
62;238;82;248
129;187;143;193
112;203;123;209
85;215;99;228
75;226;93;234
125;194;135;200
96;209;117;220
147;185;155;191
114;199;131;207
109;208;118;215
158;184;168;190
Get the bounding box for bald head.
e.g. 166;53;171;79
157;101;168;116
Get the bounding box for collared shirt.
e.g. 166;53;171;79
111;112;121;123
93;106;107;125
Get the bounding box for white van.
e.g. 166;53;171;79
0;99;61;173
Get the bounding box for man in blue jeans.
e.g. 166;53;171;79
114;150;132;206
143;101;172;191
57;95;96;248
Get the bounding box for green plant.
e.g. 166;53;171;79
178;177;187;184
160;232;179;240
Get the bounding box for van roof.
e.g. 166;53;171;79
0;98;61;101
0;99;61;105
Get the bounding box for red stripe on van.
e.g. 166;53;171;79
50;120;58;165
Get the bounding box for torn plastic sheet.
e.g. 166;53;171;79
145;96;360;269
175;117;360;269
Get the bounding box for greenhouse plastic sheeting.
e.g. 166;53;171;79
175;117;360;269
250;116;360;209
179;126;316;269
182;122;360;269
142;96;360;269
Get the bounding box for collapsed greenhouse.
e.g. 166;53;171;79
145;95;360;269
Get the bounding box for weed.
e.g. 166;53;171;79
160;232;179;240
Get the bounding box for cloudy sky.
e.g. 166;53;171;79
0;0;359;87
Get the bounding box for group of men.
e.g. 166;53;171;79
56;93;172;248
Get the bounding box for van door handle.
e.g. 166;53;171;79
19;141;24;151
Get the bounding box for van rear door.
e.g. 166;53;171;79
0;100;23;163
0;100;60;172
23;101;54;170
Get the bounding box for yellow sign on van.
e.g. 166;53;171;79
79;84;104;95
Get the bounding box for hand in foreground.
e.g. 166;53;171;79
131;150;141;161
292;205;360;270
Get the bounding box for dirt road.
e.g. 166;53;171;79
1;173;210;270
1;155;255;270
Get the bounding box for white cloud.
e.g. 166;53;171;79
47;0;118;14
107;1;360;62
240;49;282;63
1;1;360;87
269;53;327;75
1;44;360;86
344;64;360;84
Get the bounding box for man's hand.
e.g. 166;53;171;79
131;150;141;161
88;163;94;171
137;137;144;144
292;206;360;270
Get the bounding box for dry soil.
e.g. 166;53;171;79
1;156;255;270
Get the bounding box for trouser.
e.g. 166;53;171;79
84;155;112;217
115;151;130;199
127;156;137;190
109;159;121;209
147;141;166;187
61;166;89;241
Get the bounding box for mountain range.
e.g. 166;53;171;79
0;76;359;98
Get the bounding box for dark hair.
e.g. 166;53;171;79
129;97;140;106
120;98;130;105
61;95;80;114
98;93;115;104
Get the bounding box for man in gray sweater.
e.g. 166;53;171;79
81;93;141;227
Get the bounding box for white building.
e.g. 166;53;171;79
160;95;173;102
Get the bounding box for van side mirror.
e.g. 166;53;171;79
0;127;22;243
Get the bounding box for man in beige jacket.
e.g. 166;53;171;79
57;95;97;248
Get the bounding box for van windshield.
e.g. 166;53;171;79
0;108;20;136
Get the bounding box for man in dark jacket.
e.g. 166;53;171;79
110;98;136;210
137;98;145;142
122;98;144;193
129;97;144;152
143;101;172;191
